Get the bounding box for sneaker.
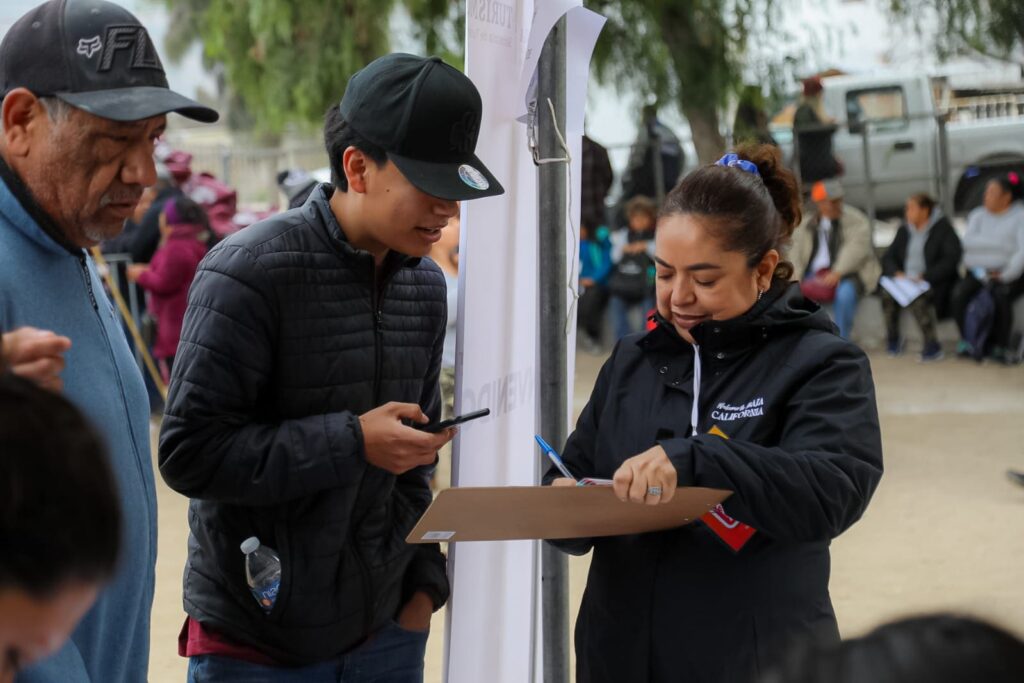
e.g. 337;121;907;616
955;340;973;358
918;342;944;363
886;337;905;357
987;346;1011;365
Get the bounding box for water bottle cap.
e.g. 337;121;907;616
240;537;260;554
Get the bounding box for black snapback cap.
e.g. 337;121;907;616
340;53;503;202
0;0;218;123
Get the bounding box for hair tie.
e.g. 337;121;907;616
715;153;760;177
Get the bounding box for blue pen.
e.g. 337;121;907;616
535;435;575;481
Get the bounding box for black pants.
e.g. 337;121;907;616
951;273;1024;349
578;284;609;341
880;289;938;346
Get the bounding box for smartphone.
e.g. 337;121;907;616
414;408;490;433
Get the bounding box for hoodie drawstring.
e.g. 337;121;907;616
690;344;701;437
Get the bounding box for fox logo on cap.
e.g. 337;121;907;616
76;35;102;59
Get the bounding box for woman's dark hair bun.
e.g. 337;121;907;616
660;142;801;281
733;142;802;238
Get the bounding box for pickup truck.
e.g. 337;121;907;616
772;73;1024;216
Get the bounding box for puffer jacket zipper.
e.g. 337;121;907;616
355;257;399;637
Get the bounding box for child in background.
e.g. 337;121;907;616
128;196;210;383
608;195;657;338
578;223;613;353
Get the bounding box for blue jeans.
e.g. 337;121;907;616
609;294;655;339
186;622;429;683
833;278;859;339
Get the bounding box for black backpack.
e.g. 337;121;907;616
963;286;995;360
608;252;654;302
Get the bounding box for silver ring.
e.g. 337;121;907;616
647;486;662;497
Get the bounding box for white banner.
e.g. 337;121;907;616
446;2;603;681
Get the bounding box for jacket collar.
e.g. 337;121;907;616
640;281;828;358
302;183;421;276
0;155;81;256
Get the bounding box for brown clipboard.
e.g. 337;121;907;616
406;485;732;543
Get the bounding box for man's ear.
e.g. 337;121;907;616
343;146;370;194
2;88;46;157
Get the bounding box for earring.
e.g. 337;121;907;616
757;288;765;301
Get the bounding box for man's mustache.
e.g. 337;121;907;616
98;187;144;207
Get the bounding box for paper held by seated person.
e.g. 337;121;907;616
879;275;931;308
407;485;731;543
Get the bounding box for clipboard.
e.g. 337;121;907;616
407;485;731;543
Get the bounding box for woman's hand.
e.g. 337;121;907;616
551;477;577;488
612;445;677;506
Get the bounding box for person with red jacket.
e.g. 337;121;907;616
128;195;209;381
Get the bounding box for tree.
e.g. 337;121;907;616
585;0;793;164
887;0;1024;69
159;0;795;158
159;0;401;133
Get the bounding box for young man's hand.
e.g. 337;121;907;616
396;590;433;632
1;327;72;393
359;402;455;475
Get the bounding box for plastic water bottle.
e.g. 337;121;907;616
241;537;280;613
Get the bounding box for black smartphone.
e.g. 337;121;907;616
414;408;490;433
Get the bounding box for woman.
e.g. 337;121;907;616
951;176;1024;362
879;193;962;361
545;144;883;683
128;196;210;383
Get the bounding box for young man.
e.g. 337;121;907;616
0;2;218;681
159;53;503;681
0;372;121;683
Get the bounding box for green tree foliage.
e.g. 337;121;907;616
888;0;1024;68
159;0;397;133
585;0;789;163
160;0;795;158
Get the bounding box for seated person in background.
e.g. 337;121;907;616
788;180;881;339
879;193;961;361
0;372;121;683
759;614;1024;683
127;196;211;384
578;223;613;353
951;176;1024;362
608;195;657;339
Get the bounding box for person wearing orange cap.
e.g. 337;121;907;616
787;180;881;339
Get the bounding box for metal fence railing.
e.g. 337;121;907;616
161;137;328;207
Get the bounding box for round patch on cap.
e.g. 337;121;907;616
458;164;489;191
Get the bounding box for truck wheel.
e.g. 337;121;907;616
959;166;1024;213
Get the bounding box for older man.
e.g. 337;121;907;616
788;179;881;339
0;1;217;681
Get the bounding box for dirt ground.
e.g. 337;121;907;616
148;349;1024;682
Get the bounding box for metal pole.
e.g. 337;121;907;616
937;114;954;218
860;122;876;231
536;16;570;683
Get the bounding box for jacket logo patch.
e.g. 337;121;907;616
710;397;764;422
